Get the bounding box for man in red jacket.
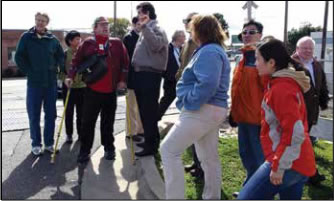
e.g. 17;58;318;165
65;17;129;163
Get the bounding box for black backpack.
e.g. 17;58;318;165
75;41;109;84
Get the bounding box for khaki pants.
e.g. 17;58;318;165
161;104;227;199
126;89;144;136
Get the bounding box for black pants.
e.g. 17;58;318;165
79;88;117;155
191;144;202;169
134;71;162;152
62;85;85;138
308;125;317;145
158;79;176;120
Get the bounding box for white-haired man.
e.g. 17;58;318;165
292;36;330;186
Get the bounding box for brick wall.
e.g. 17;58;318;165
2;29;92;77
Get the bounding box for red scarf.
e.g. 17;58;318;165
95;34;109;55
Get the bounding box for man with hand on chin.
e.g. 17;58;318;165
132;2;169;157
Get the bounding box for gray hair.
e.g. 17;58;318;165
35;12;50;23
297;36;315;47
172;30;185;42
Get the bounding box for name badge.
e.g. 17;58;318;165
99;44;104;50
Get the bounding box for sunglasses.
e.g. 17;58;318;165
242;30;260;35
183;18;192;24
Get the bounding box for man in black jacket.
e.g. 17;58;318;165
123;17;144;142
292;36;330;186
158;30;186;120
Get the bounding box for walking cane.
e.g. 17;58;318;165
51;87;71;164
125;91;135;165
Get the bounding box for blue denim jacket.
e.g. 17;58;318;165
176;43;230;111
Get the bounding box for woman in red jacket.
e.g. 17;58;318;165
237;39;316;200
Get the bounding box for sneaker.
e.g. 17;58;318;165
232;192;239;198
66;135;73;144
31;147;42;156
104;151;116;160
44;146;56;154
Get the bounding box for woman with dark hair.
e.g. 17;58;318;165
160;14;230;199
237;39;316;200
61;30;85;144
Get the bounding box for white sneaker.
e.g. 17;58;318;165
31;147;42;156
44;146;55;153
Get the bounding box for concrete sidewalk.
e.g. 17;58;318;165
80;113;179;200
80;131;157;199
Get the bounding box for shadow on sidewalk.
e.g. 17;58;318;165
81;155;132;199
2;141;80;199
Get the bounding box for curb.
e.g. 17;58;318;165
137;114;179;200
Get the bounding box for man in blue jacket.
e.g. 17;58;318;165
15;12;65;156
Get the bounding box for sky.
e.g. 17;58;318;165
2;1;333;43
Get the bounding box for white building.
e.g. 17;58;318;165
311;31;333;94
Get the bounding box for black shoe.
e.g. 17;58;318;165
232;192;239;198
184;163;197;172
308;172;326;186
136;142;146;148
190;168;204;178
104;151;116;160
77;153;90;164
126;135;143;142
66;135;73;144
135;149;155;157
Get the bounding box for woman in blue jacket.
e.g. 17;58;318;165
160;14;230;199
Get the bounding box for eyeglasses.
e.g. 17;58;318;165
35;19;48;24
97;22;110;27
183;18;191;24
242;30;260;35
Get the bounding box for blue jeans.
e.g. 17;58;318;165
27;85;57;147
238;123;265;185
237;162;308;200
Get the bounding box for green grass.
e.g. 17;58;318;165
302;141;333;200
181;137;333;200
155;132;333;200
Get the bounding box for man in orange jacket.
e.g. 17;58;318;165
230;20;265;192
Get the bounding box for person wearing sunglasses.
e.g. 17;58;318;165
230;20;265;197
175;12;205;179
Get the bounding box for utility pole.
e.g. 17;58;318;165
320;1;329;65
283;1;289;44
114;1;117;27
131;1;133;20
242;1;258;21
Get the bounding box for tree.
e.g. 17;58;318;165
213;13;230;38
287;22;322;54
108;18;131;39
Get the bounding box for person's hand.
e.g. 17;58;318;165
117;81;127;90
139;15;150;27
270;170;284;185
64;78;73;88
